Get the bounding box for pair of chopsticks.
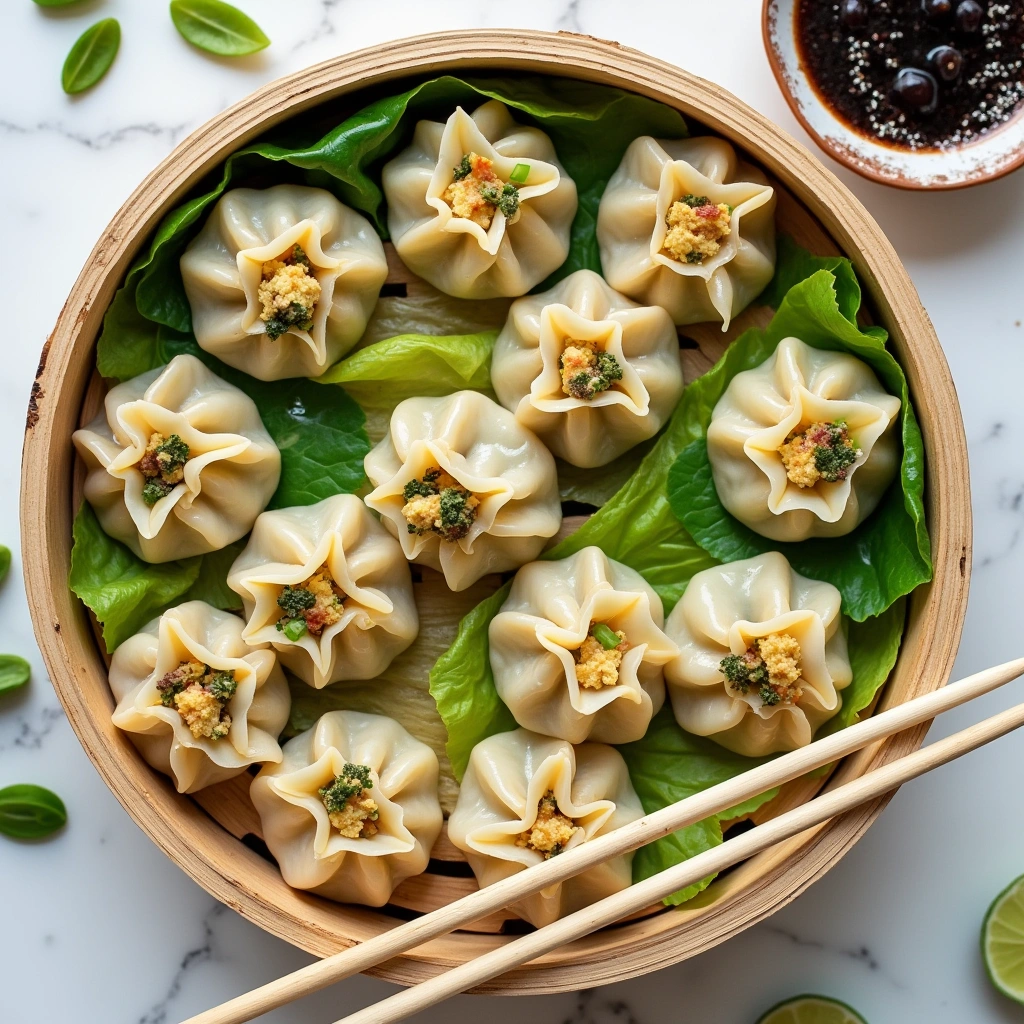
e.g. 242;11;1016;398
183;656;1024;1024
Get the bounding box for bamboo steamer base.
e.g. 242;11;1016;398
23;31;971;993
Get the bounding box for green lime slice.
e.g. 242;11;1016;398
756;995;868;1024
983;873;1024;1003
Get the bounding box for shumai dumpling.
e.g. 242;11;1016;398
597;136;776;330
109;601;290;794
363;390;562;591
180;184;388;380
707;337;902;542
250;710;442;907
490;270;684;468
73;354;281;562
663;552;852;757
382;100;578;299
489;547;678;744
227;494;418;690
448;729;643;928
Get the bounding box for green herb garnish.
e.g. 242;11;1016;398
0;655;30;697
509;162;531;184
591;623;622;651
0;784;67;840
61;18;121;95
169;0;270;57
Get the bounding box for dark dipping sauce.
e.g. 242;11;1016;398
795;0;1024;150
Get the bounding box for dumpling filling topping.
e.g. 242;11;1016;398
258;244;321;340
402;467;481;543
443;152;520;230
156;660;237;740
661;194;732;266
559;339;624;401
276;566;345;642
778;420;862;488
720;632;803;707
516;790;580;859
575;621;629;690
138;432;190;506
318;762;379;838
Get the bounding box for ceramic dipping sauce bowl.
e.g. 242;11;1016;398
763;0;1024;189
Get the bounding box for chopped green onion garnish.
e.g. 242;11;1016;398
509;163;531;184
591;623;621;650
281;618;308;642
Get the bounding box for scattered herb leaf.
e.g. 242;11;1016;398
0;656;31;697
61;18;120;95
169;0;270;57
0;784;67;840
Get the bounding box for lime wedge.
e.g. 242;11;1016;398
756;995;868;1024
983;873;1024;1003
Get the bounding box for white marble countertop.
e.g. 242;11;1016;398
3;1;1024;1021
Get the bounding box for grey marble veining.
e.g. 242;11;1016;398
2;1;1023;1021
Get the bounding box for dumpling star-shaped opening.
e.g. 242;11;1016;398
236;219;343;365
426;103;561;256
237;533;395;689
368;438;515;570
528;304;649;416
743;385;893;524
465;750;616;867
106;400;250;540
724;610;837;719
128;613;259;764
266;747;415;861
649;156;775;326
534;586;668;718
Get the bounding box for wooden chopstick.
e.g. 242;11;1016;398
337;688;1024;1024
181;657;1024;1024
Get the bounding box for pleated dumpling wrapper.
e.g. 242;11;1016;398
227;494;418;690
109;601;290;794
382;100;578;299
448;729;643;928
597;136;776;330
250;710;442;907
489;547;679;744
73;354;281;562
363;390;562;592
663;552;852;757
180;184;388;381
490;270;684;468
707;337;901;542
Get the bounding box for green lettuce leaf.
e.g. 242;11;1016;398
428;583;517;780
320;331;496;406
666;269;931;620
759;234;861;320
618;708;777;903
69;503;240;652
97;74;686;363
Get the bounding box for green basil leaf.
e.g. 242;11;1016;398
618;708;777;904
61;18;120;95
0;545;10;583
33;0;87;6
0;655;31;697
169;0;269;56
665;267;931;621
0;784;67;840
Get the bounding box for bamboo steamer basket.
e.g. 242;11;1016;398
21;30;971;993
